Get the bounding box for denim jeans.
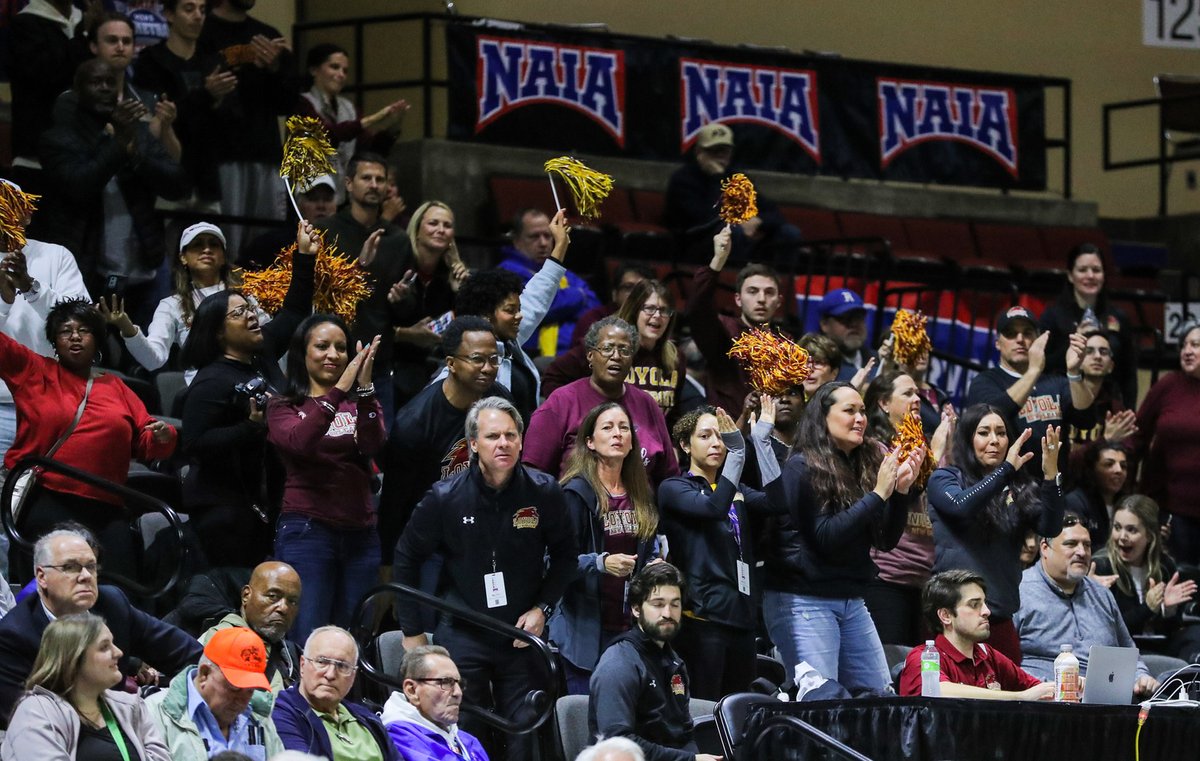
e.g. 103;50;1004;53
762;590;891;693
0;403;16;575
274;514;381;644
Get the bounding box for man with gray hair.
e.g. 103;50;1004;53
0;525;202;726
393;396;577;761
273;625;399;760
577;737;647;761
382;644;488;759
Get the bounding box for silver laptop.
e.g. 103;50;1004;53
1082;645;1140;704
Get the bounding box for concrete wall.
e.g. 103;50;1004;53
294;0;1200;221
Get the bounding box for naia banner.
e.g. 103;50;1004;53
446;23;1047;191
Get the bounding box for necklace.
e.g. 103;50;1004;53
76;702;104;728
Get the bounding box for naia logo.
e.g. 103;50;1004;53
878;78;1018;175
680;58;820;161
476;35;625;146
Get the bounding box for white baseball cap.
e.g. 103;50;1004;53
298;174;337;195
179;222;227;253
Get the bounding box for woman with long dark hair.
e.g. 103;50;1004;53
759;381;923;690
0;297;175;584
550;401;659;694
178;221;317;568
927;402;1065;662
2;613;169;760
268;315;384;642
1039;243;1136;407
860;369;954;645
296;43;407;204
100;222;270;382
541;279;689;421
659;405;780;700
1065;440;1130;549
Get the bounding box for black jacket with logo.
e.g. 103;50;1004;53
589;625;696;761
392;462;577;635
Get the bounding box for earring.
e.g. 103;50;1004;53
93;350;103;366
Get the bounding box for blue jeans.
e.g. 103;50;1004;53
762;590;891;693
0;403;18;574
274;514;381;644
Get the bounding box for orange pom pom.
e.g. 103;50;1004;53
892;309;932;366
891;411;935;488
727;328;812;396
240;232;371;324
719;173;758;225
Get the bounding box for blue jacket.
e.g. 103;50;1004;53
549;476;658;671
273;685;399;761
498;245;599;356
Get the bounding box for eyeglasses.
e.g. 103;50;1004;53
591;343;633;358
1083;347;1112;357
452;353;501;368
414;676;466;692
304;655;357;677
226;304;252;320
640;304;674;318
55;326;94;339
41;561;100;576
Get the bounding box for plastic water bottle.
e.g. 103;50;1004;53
1054;644;1081;702
1080;306;1100;333
920;640;940;697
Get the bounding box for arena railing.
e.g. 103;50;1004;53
1102;88;1200;216
350;581;560;736
749;712;875;761
0;456;187;599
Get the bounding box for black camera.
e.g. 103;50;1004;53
234;376;270;409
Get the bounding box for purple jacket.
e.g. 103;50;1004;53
273;685;399;761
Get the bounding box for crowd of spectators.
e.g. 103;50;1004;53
0;3;1199;761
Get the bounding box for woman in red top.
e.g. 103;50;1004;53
267;314;384;643
0;298;175;584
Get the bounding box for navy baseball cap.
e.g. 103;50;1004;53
996;305;1037;333
818;289;866;318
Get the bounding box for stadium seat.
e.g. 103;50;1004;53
715;692;776;759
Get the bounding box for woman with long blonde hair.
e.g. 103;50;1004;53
549;401;659;694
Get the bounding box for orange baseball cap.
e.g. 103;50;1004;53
204;627;271;690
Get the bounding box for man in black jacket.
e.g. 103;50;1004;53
34;57;190;316
0;527;202;727
589;562;721;761
393;395;576;761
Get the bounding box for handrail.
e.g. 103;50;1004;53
350;582;559;735
1101;89;1200;214
1;456;186;599
749;712;874;760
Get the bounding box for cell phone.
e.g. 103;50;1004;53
428;310;455;335
105;275;127;297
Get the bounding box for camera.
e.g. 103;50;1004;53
234;376;270;409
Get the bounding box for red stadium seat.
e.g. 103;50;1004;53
779;206;842;240
972;222;1048;266
902;218;977;263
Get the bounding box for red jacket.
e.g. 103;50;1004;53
0;331;175;504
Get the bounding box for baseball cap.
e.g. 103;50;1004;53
0;179;22;193
204;627;271;690
996;305;1037;334
696;123;734;150
297;174;336;196
179;222;227;254
818;288;866;318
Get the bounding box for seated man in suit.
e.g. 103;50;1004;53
0;526;203;725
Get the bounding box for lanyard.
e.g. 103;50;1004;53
100;701;132;761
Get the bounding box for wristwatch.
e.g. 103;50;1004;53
537;602;553;619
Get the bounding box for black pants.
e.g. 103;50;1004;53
436;621;550;761
673;615;756;700
10;487;139;589
188;500;271;571
862;579;926;647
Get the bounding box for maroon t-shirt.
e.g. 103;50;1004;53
600;492;639;632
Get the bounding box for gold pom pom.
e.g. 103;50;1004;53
719;173;758;225
892;411;935;488
892;309;932;366
0;183;40;251
727;328;812;396
544;156;613;220
280;116;337;192
240;232;372;324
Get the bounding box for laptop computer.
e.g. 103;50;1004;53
1082;645;1140;704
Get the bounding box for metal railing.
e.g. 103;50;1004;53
351;582;560;735
1102;90;1200;216
749;713;875;760
0;457;187;599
